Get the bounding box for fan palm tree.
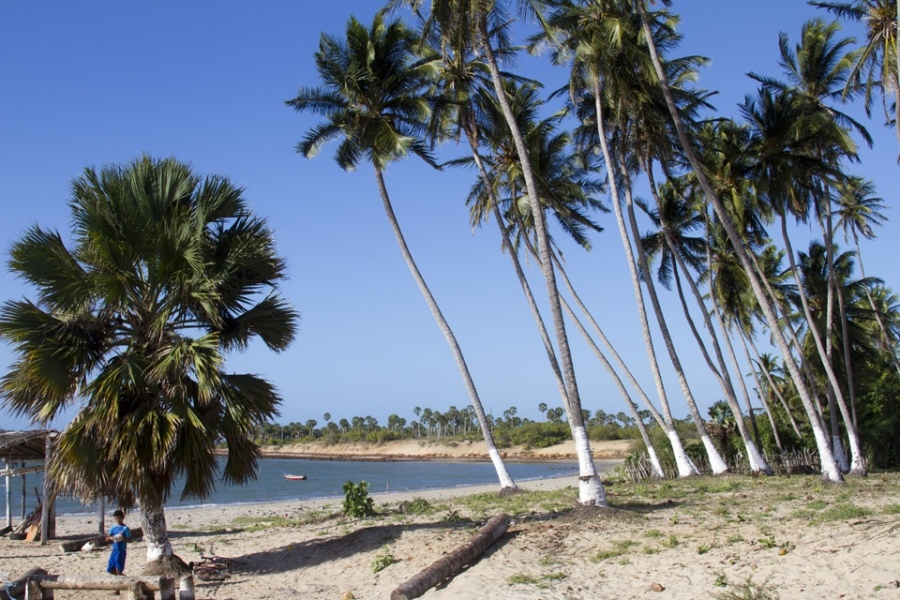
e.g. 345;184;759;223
285;12;517;491
0;156;298;568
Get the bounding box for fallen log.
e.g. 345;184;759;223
390;514;510;600
5;568;50;600
59;527;144;552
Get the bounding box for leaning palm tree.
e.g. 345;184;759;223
286;12;517;491
635;0;843;482
397;0;607;505
0;156;298;569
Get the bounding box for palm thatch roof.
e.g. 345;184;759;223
0;430;55;462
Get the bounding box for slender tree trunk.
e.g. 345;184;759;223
619;158;728;474
637;0;842;482
561;295;666;478
554;257;686;478
373;168;516;490
780;215;864;475
590;81;696;477
851;231;900;378
733;329;784;452
592;78;699;477
479;17;604;505
462;124;569;405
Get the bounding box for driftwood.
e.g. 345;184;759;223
390;514;510;600
59;526;144;552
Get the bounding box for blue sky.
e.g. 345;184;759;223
1;1;896;432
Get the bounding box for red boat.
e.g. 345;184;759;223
284;474;307;481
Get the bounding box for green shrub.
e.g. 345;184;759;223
342;480;375;518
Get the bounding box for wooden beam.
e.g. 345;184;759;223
0;465;45;477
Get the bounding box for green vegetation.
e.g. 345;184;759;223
342;480;376;518
371;546;398;573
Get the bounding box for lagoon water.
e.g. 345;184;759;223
21;457;582;516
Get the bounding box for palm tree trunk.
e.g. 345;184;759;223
618;157;728;474
462;124;569;405
590;81;696;477
851;230;900;378
479;17;604;505
140;502;174;562
636;0;842;482
780;216;864;475
373;167;516;490
553;257;685;478
561;295;666;478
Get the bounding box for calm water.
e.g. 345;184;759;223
11;457;594;516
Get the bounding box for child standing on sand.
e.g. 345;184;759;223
105;509;131;576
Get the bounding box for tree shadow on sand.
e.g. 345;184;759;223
223;518;477;577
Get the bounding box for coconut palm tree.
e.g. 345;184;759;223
835;176;900;377
750;18;869;474
539;0;704;477
635;0;844;482
396;0;607;505
810;0;899;148
0;156;298;569
285;12;517;491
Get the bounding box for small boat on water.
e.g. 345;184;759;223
284;474;307;481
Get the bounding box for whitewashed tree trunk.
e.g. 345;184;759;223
374;169;516;491
637;0;843;482
590;85;694;478
480;17;603;504
141;503;173;562
572;426;606;506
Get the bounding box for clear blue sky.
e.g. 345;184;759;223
1;1;896;432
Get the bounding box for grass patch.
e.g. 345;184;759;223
591;539;638;562
711;576;781;599
815;502;872;522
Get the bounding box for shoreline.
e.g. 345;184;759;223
251;438;637;463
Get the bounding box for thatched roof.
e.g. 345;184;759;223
0;430;56;462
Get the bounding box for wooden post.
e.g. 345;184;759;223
24;579;46;600
158;576;176;600
4;459;10;528
21;462;27;520
40;435;52;545
98;497;106;536
178;574;195;600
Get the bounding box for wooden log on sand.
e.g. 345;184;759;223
59;527;144;552
390;514;510;600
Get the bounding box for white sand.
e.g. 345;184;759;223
2;447;899;600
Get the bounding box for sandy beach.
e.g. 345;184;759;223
2;444;899;599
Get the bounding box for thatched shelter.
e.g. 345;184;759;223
0;429;57;543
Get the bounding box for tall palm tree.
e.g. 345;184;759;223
0;156;298;568
835;176;900;376
634;0;842;481
751;19;870;475
541;0;703;477
397;0;607;505
811;0;899;148
285;13;517;490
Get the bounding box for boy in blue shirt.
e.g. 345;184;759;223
105;509;131;576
